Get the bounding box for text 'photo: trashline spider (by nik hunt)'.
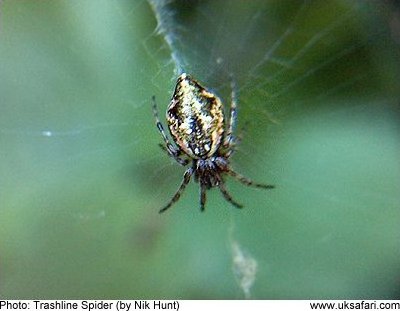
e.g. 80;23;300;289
152;73;275;213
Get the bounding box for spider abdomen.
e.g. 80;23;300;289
167;73;225;159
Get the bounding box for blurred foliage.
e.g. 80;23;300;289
0;0;399;299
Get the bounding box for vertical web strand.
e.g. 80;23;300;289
147;0;185;75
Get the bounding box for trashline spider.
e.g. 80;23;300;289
152;73;274;213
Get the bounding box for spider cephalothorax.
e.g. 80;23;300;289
152;73;274;213
194;157;224;189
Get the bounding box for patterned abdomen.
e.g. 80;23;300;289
167;73;225;159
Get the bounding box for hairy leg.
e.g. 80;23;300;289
159;167;193;213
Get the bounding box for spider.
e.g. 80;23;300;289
152;73;274;213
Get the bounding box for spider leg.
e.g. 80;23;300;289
224;121;248;158
218;179;243;209
199;183;207;212
158;143;189;166
223;76;238;149
159;167;193;213
227;168;275;189
152;96;187;166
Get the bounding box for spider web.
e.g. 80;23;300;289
0;0;399;299
146;0;400;299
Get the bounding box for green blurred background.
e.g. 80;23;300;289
0;0;399;299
